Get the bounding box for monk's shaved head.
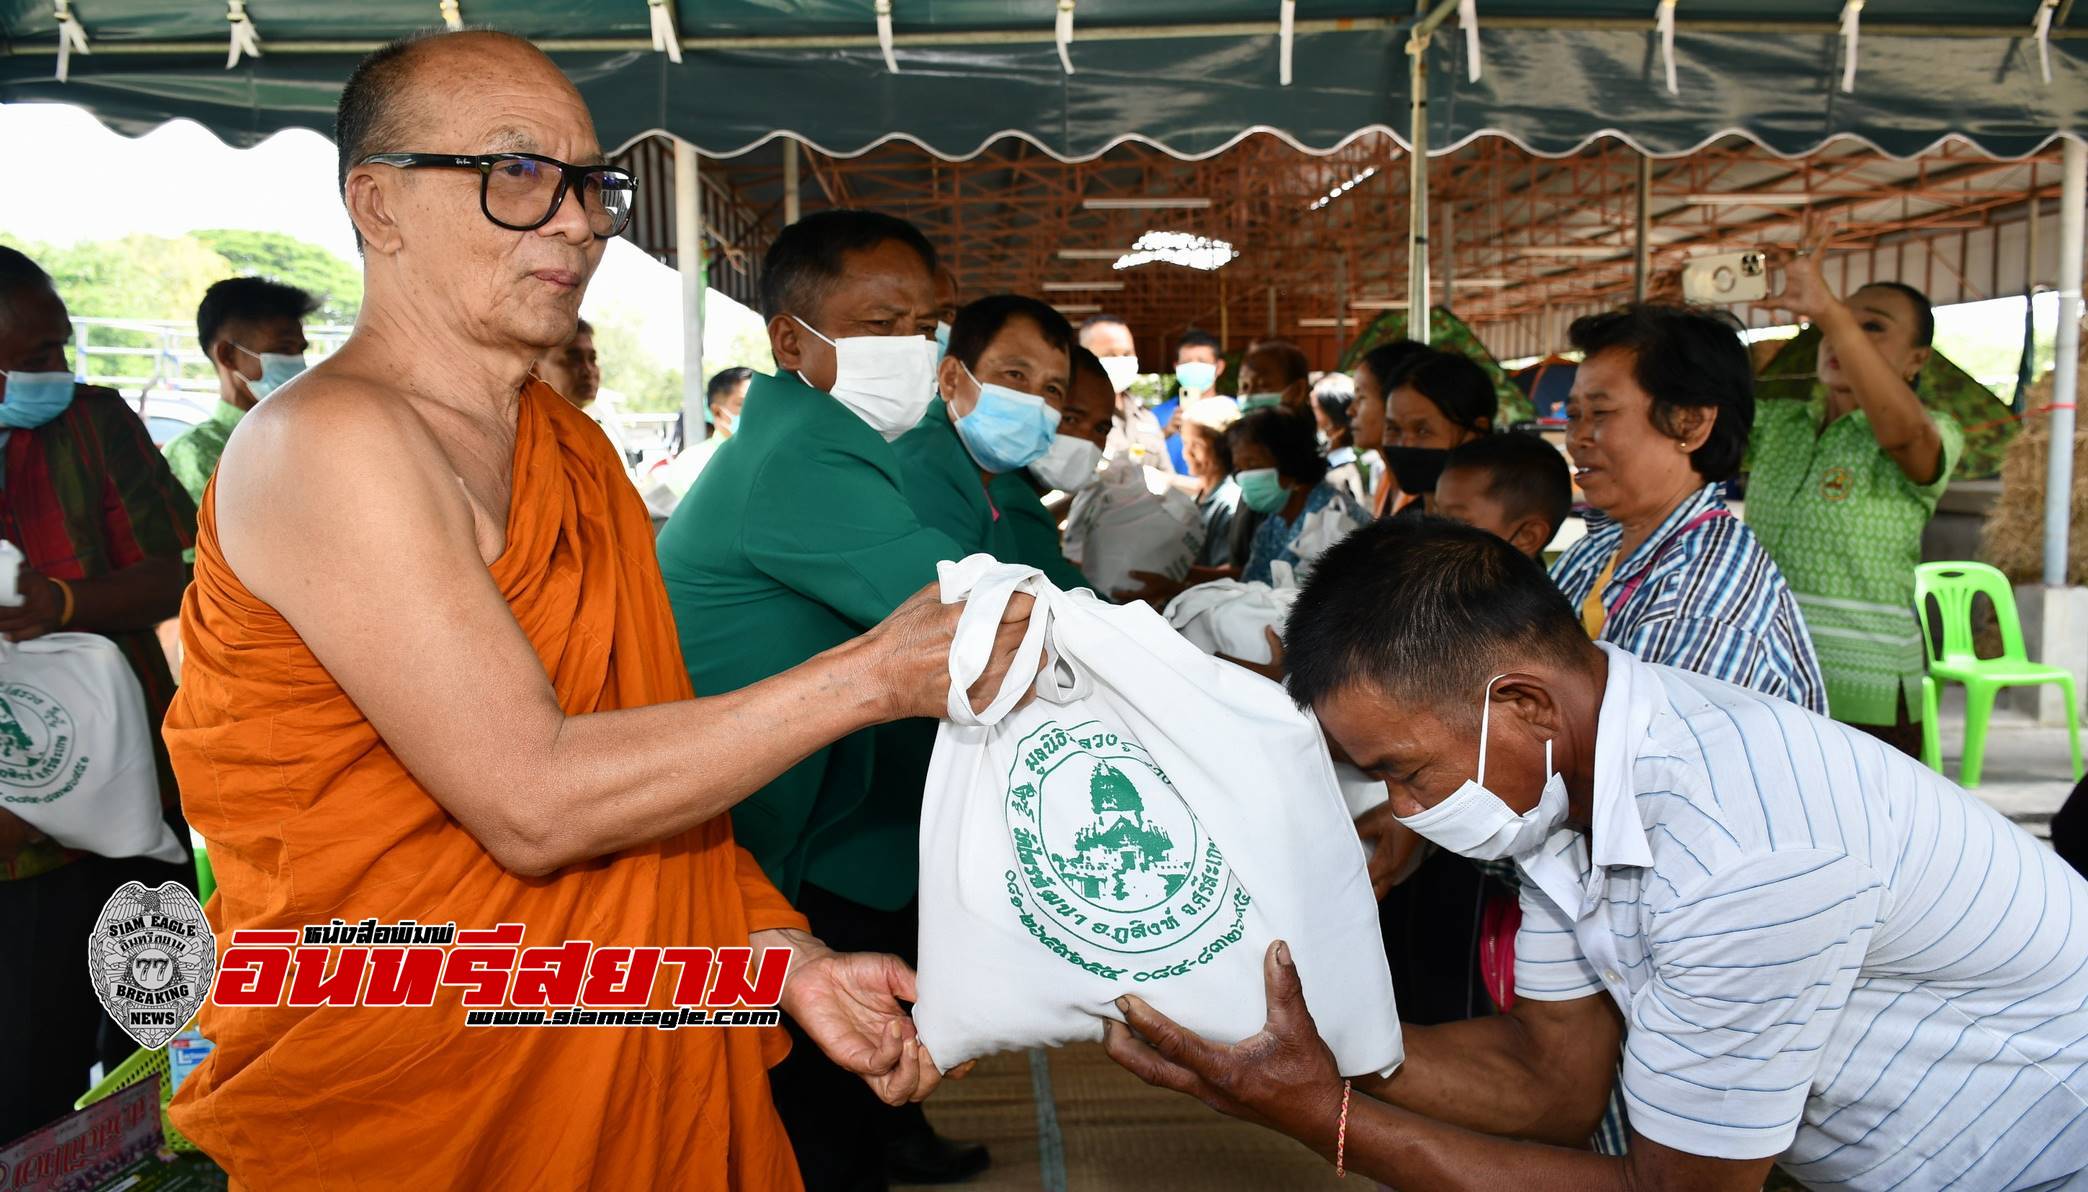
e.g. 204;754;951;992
335;30;578;243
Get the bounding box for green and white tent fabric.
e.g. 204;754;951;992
3;2;2082;161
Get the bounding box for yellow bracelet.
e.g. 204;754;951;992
49;577;74;628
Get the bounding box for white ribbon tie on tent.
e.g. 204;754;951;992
225;0;262;69
1838;0;1862;93
1656;0;1679;95
1056;0;1077;75
876;0;899;72
649;0;684;63
438;0;463;31
1278;0;1296;85
1460;0;1482;82
53;0;89;84
2035;0;2059;84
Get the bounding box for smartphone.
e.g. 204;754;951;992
1681;251;1769;304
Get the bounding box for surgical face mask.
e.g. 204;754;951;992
1029;433;1104;493
934;321;953;365
713;408;738;436
951;362;1062;473
1174;361;1217;395
1100;354;1142;394
1235;466;1288;514
236;344;307;400
0;369;76;429
1239;392;1284;412
1394;674;1569;861
792;315;939;441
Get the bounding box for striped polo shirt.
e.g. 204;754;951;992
1552;483;1828;717
1515;643;2088;1189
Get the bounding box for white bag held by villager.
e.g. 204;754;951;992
1162;574;1300;666
912;555;1401;1075
1287;504;1369;582
1061;459;1205;596
0;633;184;864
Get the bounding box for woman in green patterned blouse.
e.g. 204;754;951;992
1747;230;1963;757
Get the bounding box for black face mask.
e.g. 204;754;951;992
1380;446;1450;495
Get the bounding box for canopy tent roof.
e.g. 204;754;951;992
642;130;2073;358
2;2;2084;162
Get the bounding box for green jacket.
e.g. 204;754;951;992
655;370;962;911
163;399;245;505
890;398;1095;591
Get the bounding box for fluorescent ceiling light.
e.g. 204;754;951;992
1682;192;1814;205
1052;303;1103;315
1350;300;1409;310
1041;281;1127;292
1308;165;1380;211
1113;231;1237;272
1082;197;1214;210
1057;248;1127;260
1451;278;1513;287
1510;245;1629;258
1297;318;1349;327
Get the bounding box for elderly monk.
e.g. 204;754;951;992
164;31;1026;1189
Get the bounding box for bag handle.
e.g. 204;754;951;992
939;556;1055;726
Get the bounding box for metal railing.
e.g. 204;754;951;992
71;316;684;462
70;316;350;415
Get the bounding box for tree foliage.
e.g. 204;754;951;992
193;228;363;324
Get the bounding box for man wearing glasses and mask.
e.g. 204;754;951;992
164;31;1033;1190
656;210;997;1189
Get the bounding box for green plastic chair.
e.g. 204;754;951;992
1913;561;2084;789
192;832;216;904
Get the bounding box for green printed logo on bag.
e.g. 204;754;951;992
1004;719;1249;979
0;681;83;801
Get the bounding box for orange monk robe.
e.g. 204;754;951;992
164;381;810;1190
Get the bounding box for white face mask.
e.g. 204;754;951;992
1394;674;1568;861
1100;354;1142;395
791;315;938;441
1029;433;1104;493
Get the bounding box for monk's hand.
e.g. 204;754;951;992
1104;941;1345;1148
764;928;946;1105
0;569;67;642
1354;803;1428;899
866;583;1039;721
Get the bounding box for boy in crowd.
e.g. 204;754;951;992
1431;432;1573;559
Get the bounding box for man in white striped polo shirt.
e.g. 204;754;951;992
1103;517;2088;1191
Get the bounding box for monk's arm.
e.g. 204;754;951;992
215;390;1013;877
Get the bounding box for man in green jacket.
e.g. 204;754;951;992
987;343;1112;592
655;210;988;1189
893;294;1074;567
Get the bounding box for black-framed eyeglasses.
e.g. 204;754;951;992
360;152;637;237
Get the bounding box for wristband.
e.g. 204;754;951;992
49;577;74;628
1335;1078;1352;1177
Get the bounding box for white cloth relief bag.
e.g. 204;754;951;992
1061;459;1205;596
0;633;182;864
912;554;1401;1075
1162;569;1387;819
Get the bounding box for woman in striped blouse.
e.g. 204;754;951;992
1550;304;1826;714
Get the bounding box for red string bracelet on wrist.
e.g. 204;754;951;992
1336;1078;1352;1177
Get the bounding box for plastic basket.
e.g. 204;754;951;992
75;1044;199;1153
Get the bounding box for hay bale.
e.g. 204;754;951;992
1980;329;2088;585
